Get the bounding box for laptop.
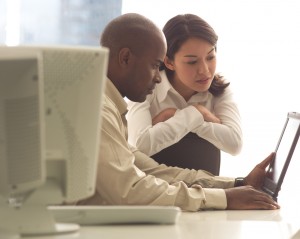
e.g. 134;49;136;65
262;111;300;201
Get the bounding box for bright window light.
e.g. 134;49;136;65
5;0;20;46
122;0;300;176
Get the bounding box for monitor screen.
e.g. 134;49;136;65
0;45;108;237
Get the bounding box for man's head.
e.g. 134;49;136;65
100;13;167;102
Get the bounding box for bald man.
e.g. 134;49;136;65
77;13;279;211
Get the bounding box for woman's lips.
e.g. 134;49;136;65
196;78;209;84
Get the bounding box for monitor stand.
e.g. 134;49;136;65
0;181;79;237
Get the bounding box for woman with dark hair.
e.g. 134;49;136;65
127;14;243;174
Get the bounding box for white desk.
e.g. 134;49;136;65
70;211;300;239
4;180;300;239
20;199;300;239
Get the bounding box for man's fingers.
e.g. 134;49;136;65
252;200;279;210
251;189;280;208
257;152;275;169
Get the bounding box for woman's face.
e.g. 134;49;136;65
165;37;216;100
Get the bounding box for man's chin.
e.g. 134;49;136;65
136;97;147;103
127;95;147;103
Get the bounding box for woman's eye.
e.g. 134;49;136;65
187;60;197;65
207;55;215;61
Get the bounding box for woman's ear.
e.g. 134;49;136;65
164;56;175;71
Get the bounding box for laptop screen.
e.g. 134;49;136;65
269;116;300;184
262;112;300;200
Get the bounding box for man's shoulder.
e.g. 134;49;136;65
102;94;120;118
103;94;112;106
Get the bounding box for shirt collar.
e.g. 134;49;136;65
105;78;128;116
156;70;175;103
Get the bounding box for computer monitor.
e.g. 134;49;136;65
0;45;108;237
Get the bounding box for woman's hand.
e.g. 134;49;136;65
193;104;221;123
152;108;177;125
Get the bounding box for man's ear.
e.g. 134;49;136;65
164;56;175;71
118;48;132;68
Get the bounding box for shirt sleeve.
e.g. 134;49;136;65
127;96;204;156
192;86;243;155
94;99;233;211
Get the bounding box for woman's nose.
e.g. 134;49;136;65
198;62;209;75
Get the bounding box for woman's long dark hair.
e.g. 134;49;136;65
161;14;229;96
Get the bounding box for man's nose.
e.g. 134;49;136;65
154;72;162;83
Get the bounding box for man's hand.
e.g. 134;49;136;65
244;152;275;189
225;152;280;210
225;186;280;210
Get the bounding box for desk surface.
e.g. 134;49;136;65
3;187;300;239
19;198;300;239
74;210;300;239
